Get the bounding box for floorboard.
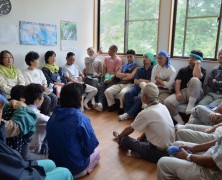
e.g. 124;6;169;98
81;109;157;180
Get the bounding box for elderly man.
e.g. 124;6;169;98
113;82;175;163
157;137;222;180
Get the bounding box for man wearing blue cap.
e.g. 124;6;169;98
198;49;222;107
164;50;206;125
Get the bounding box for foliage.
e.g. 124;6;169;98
100;0;159;54
100;0;222;59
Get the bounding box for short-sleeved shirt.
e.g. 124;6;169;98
175;65;206;90
131;103;175;148
63;64;83;81
134;66;153;80
132;66;153;88
104;56;122;75
202;136;222;174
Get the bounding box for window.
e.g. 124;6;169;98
172;0;222;59
98;0;159;54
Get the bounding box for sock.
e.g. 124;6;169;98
84;99;91;110
173;114;185;125
91;97;96;106
186;97;197;114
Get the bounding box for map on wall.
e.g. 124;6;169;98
60;21;77;51
19;21;57;46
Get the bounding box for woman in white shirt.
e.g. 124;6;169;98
0;50;25;98
23;51;58;115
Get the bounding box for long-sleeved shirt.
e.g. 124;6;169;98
151;64;176;90
47;107;99;175
28;104;49;153
42;67;66;85
85;55;102;76
208;65;222;92
0;69;25;97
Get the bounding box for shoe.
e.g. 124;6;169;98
108;104;117;112
113;131;119;138
118;113;130;121
118;108;124;115
130;151;141;158
94;103;103;112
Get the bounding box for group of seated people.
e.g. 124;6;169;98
0;45;222;179
110;47;222;179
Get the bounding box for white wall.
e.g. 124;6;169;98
0;0;218;74
0;0;94;70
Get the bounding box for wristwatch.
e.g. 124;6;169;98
186;154;192;161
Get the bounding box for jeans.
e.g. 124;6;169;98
124;85;141;112
120;136;168;163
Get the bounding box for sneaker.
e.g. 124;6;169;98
118;113;130;121
130;151;141;158
113;131;119;138
94;103;103;112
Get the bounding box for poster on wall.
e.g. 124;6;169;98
19;21;57;46
0;24;18;44
60;21;77;51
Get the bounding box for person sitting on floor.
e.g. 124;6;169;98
62;52;97;110
113;82;175;163
164;50;206;125
23;83;50;154
47;83;101;178
0;105;73;180
1;99;36;160
118;52;156;120
105;49;138;114
157;137;222;180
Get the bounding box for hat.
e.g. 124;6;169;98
143;52;157;66
140;82;159;99
157;50;170;68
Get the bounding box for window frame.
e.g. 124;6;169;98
171;0;222;61
97;0;160;55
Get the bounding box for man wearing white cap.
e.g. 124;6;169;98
113;82;175;163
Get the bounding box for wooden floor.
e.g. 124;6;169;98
81;109;157;180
